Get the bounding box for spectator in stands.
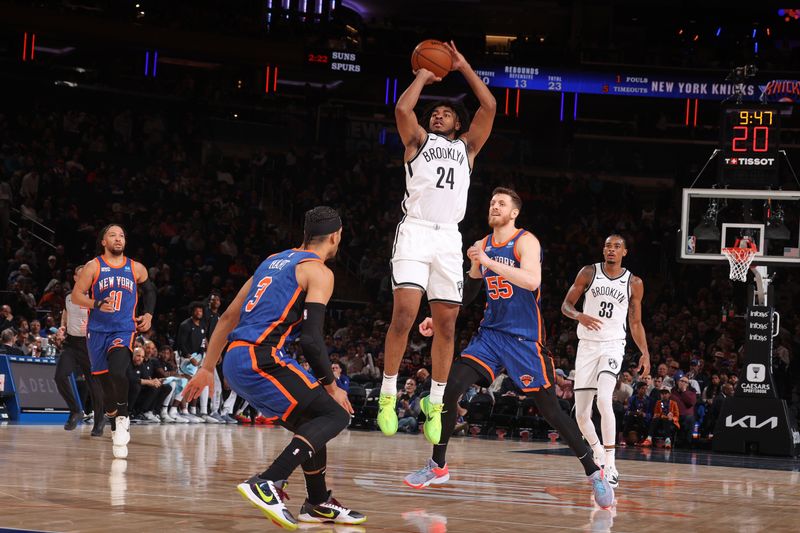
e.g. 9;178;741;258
623;382;652;445
671;374;697;446
332;362;350;392
0;305;13;332
415;367;432;395
0;328;24;355
706;383;735;438
554;369;574;412
397;378;421;434
641;386;679;448
128;346;172;422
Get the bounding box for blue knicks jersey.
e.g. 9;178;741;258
479;229;545;342
230;249;322;347
88;256;138;332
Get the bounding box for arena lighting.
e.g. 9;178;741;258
694;201;722;241
384;77;389;105
766;201;790;240
515;88;520;117
573;93;578;120
559;92;564;121
716;26;722;37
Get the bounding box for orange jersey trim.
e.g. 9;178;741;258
491;228;523;249
246;344;299;421
462;353;495;382
255;286;303;345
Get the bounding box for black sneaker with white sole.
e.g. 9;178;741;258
297;491;366;525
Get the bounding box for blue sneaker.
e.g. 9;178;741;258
589;469;614;509
403;458;450;489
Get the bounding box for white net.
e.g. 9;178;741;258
722;246;757;282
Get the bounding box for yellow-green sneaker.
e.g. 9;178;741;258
421;396;443;445
377;394;398;436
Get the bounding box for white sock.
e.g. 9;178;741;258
605;447;616;469
428;380;446;404
221;391;237;415
590;440;605;464
199;386;210;415
380;373;398;396
169;406;178;417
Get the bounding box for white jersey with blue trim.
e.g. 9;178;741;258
577;263;633;342
403;133;471;224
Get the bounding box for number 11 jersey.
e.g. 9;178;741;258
577;263;632;342
403;133;471;224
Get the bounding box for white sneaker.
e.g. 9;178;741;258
160;410;177;423
112;445;128;459
143;411;160;423
173;413;190;423
202;414;221;424
113;416;130;447
181;411;202;423
605;464;619;489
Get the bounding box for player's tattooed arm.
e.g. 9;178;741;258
629;276;651;377
561;265;603;331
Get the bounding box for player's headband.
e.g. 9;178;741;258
305;215;342;238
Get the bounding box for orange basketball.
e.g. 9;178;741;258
411;40;452;78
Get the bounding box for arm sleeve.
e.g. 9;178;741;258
462;274;484;306
140;279;156;315
299;303;335;386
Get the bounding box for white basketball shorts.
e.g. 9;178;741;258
574;339;626;390
390;216;463;304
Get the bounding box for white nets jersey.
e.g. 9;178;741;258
577;263;633;342
403;133;471;224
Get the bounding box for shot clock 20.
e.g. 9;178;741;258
719;105;780;186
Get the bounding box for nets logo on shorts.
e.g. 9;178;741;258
457;281;463;298
608;358;618;370
519;374;533;387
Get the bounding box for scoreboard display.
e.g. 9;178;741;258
718;106;781;186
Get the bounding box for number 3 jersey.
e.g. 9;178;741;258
403;133;471;224
88;256;138;333
478;229;545;343
577;263;633;342
229;249;322;347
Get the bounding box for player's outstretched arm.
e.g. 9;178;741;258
628;276;651;377
396;70;436;157
184;277;252;402
444;41;496;157
468;233;540;290
561;266;603;331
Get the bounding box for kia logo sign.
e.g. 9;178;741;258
725;415;778;429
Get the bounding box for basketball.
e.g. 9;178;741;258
411;39;452;78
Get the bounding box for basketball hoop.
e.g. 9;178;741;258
721;238;758;282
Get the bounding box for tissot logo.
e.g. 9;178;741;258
724;158;775;166
725;415;778;429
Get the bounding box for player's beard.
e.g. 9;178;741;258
488;213;511;228
108;245;124;257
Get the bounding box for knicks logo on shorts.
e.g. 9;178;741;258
111;338;125;348
519;374;533;387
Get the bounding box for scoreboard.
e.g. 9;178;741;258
718;106;781;186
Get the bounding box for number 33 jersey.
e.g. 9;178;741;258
404;133;471;224
478;229;545;343
229;249;322;347
577;263;633;342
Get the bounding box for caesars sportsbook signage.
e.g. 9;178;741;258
737;306;778;398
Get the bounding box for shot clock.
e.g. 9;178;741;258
719;106;780;186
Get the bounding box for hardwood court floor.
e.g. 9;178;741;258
1;423;799;532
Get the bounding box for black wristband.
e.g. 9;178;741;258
93;299;103;309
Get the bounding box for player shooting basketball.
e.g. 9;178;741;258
378;40;497;446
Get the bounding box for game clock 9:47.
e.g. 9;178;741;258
718;106;780;186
